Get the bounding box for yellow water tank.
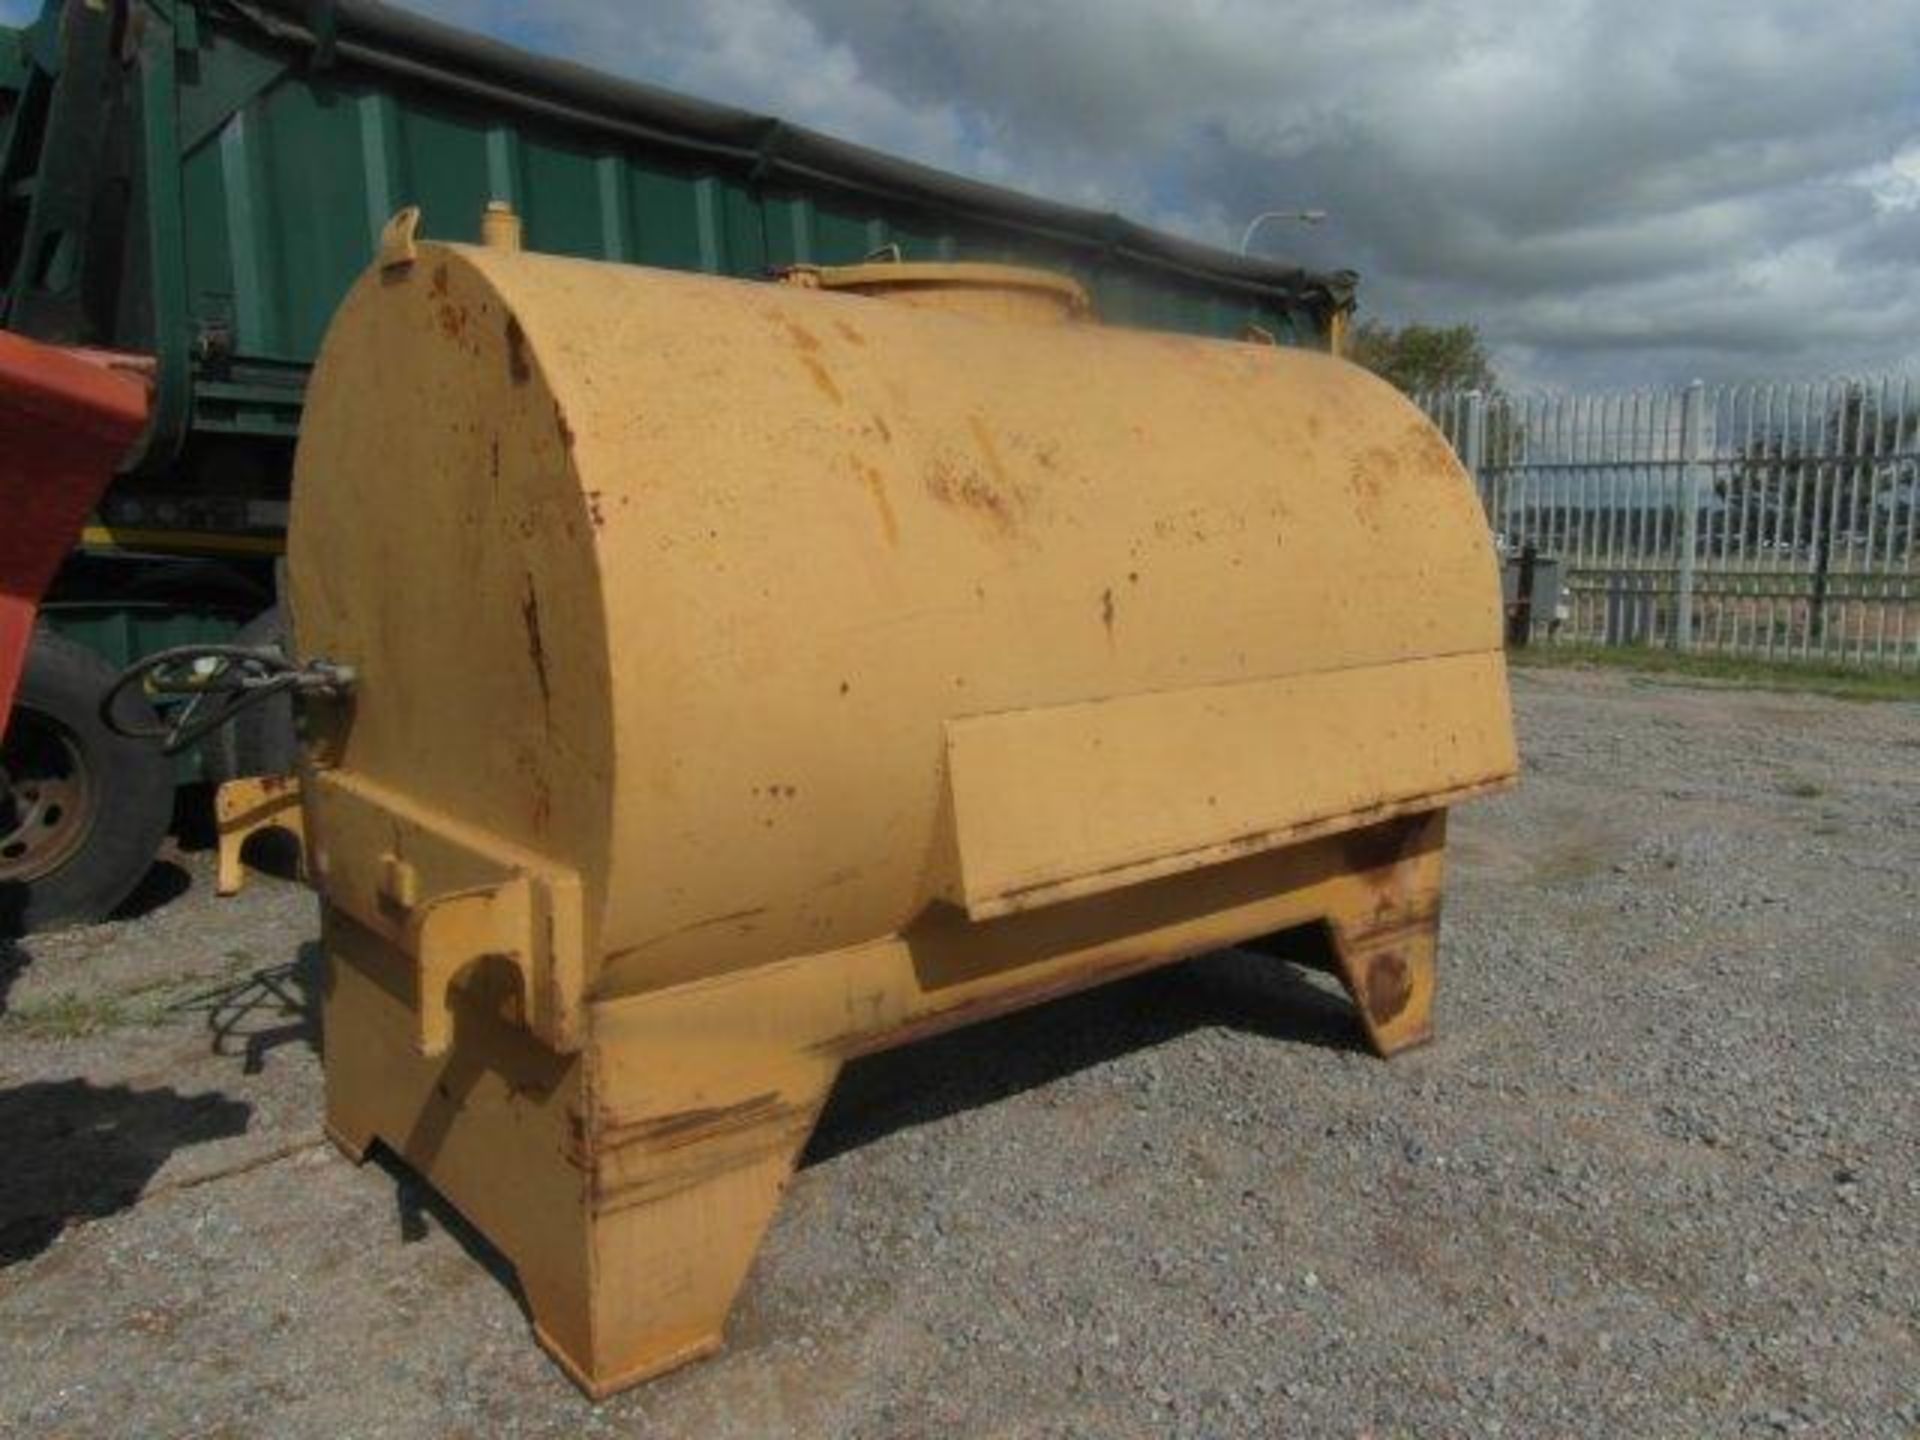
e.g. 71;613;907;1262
292;208;1517;1396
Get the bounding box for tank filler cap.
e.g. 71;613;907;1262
481;200;524;252
780;260;1092;324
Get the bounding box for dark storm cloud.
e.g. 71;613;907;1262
407;0;1920;385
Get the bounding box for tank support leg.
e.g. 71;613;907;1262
1327;809;1447;1056
317;806;1468;1395
324;1117;375;1164
525;1046;841;1398
322;917;847;1396
213;774;305;896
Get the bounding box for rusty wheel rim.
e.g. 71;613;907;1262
0;710;95;883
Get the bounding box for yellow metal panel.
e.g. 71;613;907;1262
212;774;303;895
946;651;1515;917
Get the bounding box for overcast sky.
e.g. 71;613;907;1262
8;0;1918;387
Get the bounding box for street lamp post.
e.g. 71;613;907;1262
1239;209;1327;254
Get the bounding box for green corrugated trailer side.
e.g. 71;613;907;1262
4;0;1352;480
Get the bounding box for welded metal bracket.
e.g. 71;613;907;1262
306;769;587;1055
378;205;420;271
213;772;304;895
408;869;585;1057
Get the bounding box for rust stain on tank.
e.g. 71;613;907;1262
520;574;553;717
1363;950;1413;1023
529;770;553;833
429;262;449;297
833;320;867;347
607;1091;786;1152
780;316;822;353
505;317;531;385
967;415;1012;492
1349;445;1400;510
926;455;1020;534
799;353;842;405
852;457;899;546
1407;423;1461;477
1101;585;1116;640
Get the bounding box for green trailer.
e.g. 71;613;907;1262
0;0;1356;931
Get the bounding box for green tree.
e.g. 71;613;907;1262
1715;382;1918;638
1348;318;1523;468
1347;320;1498;396
1717;383;1916;554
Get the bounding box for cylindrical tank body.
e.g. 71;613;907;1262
291;244;1506;1002
295;237;1516;1395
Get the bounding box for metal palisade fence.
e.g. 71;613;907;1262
1420;379;1920;668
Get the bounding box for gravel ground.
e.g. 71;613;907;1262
1;666;1916;1438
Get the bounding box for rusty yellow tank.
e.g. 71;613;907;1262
290;207;1517;1396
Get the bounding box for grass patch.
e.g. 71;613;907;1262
1510;642;1920;703
4;992;131;1040
0;959;256;1040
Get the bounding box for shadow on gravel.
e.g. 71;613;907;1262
372;1145;525;1295
171;783;218;853
172;942;323;1074
0;1079;252;1266
106;859;194;924
0;939;27;1018
806;933;1366;1167
0;883;25;944
0;860;189;940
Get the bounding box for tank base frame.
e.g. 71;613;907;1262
322;809;1450;1397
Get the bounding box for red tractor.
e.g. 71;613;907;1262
0;331;159;930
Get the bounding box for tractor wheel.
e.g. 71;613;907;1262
0;631;173;934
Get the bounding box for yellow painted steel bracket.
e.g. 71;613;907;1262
305;769;587;1056
212;774;304;895
287;207;1518;1396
